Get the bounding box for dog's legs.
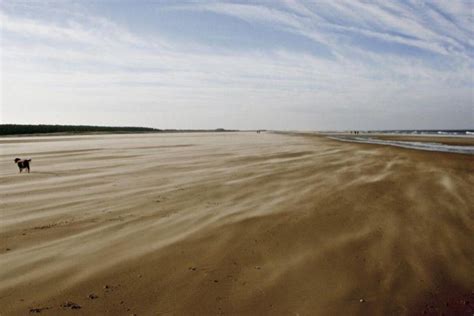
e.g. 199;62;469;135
27;167;30;173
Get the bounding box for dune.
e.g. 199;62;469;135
0;132;473;315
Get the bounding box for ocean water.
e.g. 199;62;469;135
372;129;474;135
329;135;474;155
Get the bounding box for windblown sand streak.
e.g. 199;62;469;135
0;133;473;315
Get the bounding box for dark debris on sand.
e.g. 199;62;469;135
61;301;81;309
29;307;49;313
88;293;99;299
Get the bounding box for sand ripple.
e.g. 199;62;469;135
1;133;473;315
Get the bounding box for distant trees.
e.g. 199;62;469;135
0;124;160;136
0;124;238;136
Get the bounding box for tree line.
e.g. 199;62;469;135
0;124;159;135
0;124;236;136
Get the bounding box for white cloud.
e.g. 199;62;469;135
0;1;472;130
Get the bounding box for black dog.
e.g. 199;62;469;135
14;158;31;173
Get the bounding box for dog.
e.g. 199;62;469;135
14;158;32;173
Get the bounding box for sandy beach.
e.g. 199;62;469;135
1;132;473;315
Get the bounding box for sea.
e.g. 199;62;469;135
374;129;474;136
328;129;474;155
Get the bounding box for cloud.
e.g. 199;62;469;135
190;1;473;60
0;1;472;130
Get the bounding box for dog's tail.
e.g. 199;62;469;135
26;159;32;162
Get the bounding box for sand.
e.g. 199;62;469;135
0;132;473;315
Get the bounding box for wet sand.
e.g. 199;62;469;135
1;132;473;315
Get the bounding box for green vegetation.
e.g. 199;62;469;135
0;124;159;136
0;124;237;136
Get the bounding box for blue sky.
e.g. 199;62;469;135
1;0;473;130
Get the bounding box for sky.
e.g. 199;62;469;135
1;0;473;130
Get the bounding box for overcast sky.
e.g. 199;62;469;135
1;0;473;130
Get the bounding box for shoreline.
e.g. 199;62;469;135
319;133;474;155
366;134;474;146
